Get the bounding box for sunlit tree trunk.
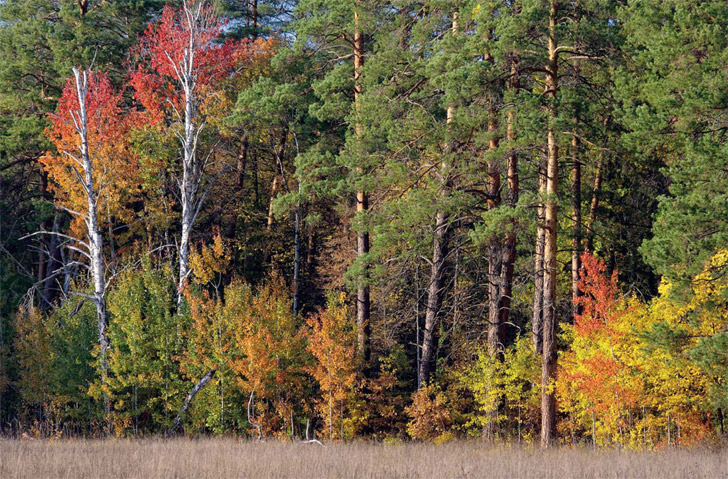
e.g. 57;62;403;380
419;11;458;387
541;0;559;448
175;0;213;305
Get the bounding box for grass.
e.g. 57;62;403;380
0;438;726;478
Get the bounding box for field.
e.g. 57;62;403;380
0;439;726;479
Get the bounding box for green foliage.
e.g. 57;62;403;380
14;295;101;433
106;259;186;434
617;0;728;283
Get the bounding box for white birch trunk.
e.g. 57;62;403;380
71;67;111;421
174;0;207;304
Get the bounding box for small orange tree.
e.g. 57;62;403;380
558;252;641;446
229;276;307;439
305;292;358;442
405;384;453;442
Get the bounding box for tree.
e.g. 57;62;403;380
42;69;129;423
106;259;184;434
305;293;358;442
618;0;728;286
228;277;308;438
558;253;641;446
130;1;241;302
292;0;378;367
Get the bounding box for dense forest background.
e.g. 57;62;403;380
0;0;727;448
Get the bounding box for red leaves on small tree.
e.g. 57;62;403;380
129;4;245;123
574;252;621;336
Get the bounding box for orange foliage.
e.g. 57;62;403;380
42;71;140;239
228;277;307;438
405;384;453;442
188;228;231;285
574;252;622;336
305;293;358;441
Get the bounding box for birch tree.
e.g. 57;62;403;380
42;68;126;421
131;1;237;303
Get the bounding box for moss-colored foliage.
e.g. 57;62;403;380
106;259;185;434
14;296;99;434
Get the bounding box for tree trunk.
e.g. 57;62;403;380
419;211;448;387
263;175;279;264
306;226;315;272
170;369;216;434
72;68;111;425
486;116;502;356
179;178;194;299
418;11;458;387
571;133;582;319
226;135;249;241
354;6;371;367
42;212;62;309
293;191;301;316
265;130;288;266
37;169;49;309
176;0;210;306
532;159;546;356
585;152;603;253
541;0;559;448
498;55;520;332
237;134;249;190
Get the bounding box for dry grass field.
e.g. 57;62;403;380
0;439;726;479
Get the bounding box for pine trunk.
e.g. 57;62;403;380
418;12;458;386
487;116;502;356
541;0;559;448
354;7;371;366
532;161;546;356
263;175;279;264
585;152;603;253
571;133;582;318
418;210;448;387
498;55;520;332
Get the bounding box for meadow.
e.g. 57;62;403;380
0;439;726;479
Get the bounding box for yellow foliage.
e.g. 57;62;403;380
558;251;728;448
188;229;231;284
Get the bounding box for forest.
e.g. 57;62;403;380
0;0;727;450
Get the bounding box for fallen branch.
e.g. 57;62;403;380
299;439;326;447
169;369;216;435
247;389;263;441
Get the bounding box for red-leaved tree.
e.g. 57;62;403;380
42;69;135;422
129;0;250;302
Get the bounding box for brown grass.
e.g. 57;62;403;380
0;439;726;479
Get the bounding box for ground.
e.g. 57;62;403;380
0;439;726;478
